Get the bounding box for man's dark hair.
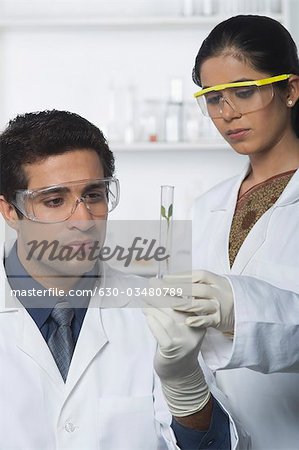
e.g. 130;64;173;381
0;109;115;203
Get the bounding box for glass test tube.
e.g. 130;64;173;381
158;185;174;278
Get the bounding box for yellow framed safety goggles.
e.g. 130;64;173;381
193;74;292;118
194;74;292;98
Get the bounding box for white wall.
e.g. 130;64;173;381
0;20;247;231
0;26;206;127
0;0;297;233
111;149;246;220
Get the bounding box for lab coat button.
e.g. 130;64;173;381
64;421;76;433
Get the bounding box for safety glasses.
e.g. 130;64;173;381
11;177;120;223
194;74;292;118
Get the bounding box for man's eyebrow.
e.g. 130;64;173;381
36;186;70;195
82;181;106;193
34;181;106;195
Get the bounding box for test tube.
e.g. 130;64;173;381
158;185;174;278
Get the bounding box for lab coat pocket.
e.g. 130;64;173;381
98;395;159;450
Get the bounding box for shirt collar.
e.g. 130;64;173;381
4;242;98;326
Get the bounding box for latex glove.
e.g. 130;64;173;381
143;305;210;417
162;270;235;334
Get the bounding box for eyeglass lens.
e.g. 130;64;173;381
25;180;118;222
198;84;274;118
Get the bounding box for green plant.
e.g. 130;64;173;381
161;204;173;224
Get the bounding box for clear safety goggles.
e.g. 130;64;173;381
194;74;292;118
11;177;120;223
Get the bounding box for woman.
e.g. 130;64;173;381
164;15;299;450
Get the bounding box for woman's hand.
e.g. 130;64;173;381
156;270;235;334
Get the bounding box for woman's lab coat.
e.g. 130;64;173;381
193;166;299;450
0;242;249;450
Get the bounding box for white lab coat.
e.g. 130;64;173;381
193;166;299;450
0;241;249;450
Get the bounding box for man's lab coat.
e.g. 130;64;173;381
193;166;299;450
0;242;249;450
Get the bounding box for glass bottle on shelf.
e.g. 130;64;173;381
138;99;165;142
106;80;122;143
183;101;201;142
124;84;136;144
165;78;183;143
271;0;282;13
202;0;214;15
194;0;214;15
181;0;194;16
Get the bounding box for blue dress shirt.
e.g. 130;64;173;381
172;397;231;449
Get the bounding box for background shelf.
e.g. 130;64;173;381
0;14;283;29
110;140;230;152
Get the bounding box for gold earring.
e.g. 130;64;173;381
287;99;293;106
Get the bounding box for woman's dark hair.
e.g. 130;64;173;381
0;110;115;204
192;15;299;136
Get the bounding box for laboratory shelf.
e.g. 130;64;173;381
0;14;283;29
110;141;230;152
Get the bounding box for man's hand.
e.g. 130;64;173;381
143;305;210;417
160;270;235;334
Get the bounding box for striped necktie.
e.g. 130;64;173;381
48;302;75;382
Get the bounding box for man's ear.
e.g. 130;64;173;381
286;75;299;107
0;196;20;231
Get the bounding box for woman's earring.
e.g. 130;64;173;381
287;99;293;106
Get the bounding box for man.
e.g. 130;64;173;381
0;110;240;449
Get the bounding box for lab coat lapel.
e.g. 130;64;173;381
274;168;299;207
10;301;103;393
16;307;65;388
231;168;299;274
65;266;108;391
230;210;270;274
65;304;108;393
0;246;64;388
1;242;108;392
209;166;249;273
208;208;233;273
